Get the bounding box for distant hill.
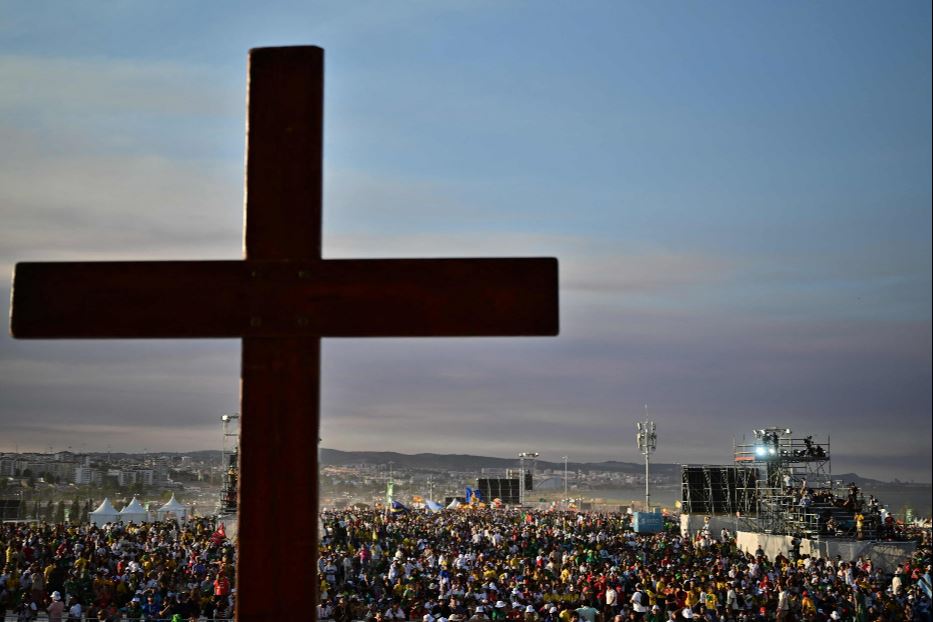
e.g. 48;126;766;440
318;448;677;478
78;449;921;486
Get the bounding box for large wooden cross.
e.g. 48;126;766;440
9;46;558;621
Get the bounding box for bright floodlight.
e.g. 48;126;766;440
755;446;766;457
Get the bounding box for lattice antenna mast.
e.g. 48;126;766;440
636;405;658;511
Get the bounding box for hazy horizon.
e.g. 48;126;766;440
1;3;930;483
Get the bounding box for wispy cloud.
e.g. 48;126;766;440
0;54;238;119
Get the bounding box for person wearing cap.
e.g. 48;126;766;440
125;596;143;622
630;584;648;617
491;600;508;621
644;605;663;622
47;591;65;622
799;589;815;617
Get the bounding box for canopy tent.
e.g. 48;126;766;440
156;494;189;522
119;496;149;523
89;497;120;526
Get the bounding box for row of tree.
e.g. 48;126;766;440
10;498;94;522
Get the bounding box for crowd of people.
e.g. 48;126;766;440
1;507;930;621
0;518;235;621
318;509;932;622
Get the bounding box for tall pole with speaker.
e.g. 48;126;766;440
636;409;657;512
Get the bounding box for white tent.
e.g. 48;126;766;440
119;496;149;523
89;498;120;526
156;494;189;522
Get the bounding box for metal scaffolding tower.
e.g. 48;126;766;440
733;428;834;535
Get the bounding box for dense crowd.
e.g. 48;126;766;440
318;509;932;622
0;518;236;621
2;508;930;621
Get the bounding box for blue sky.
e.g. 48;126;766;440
1;2;930;482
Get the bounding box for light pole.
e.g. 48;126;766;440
561;456;568;500
386;462;394;507
518;452;539;506
636;410;657;512
220;414;239;488
220;414;240;470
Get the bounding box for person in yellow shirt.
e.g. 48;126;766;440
704;587;718;611
5;567;19;592
684;585;700;609
800;590;816;620
654;576;667;595
559;568;571;584
4;544;15;567
644;584;658;608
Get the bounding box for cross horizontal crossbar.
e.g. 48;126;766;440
11;258;558;338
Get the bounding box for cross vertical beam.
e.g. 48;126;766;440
237;46;323;621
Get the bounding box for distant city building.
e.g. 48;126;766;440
74;466;103;486
0;458;15;477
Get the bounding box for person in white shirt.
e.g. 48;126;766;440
630;585;647;614
605;585;618;616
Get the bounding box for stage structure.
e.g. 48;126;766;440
682;428;878;538
733;428;835;535
476;478;521;505
218;413;240;515
681;465;757;515
681;427;916;572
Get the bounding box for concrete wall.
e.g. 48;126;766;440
680;513;916;572
680;513;740;537
734;531;915;572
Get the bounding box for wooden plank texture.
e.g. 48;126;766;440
238;336;320;621
238;45;322;622
11;258;558;338
244;45;323;260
